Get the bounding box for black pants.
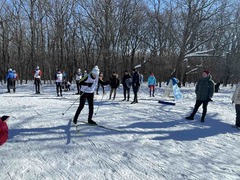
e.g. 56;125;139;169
191;100;209;119
132;85;140;103
235;104;240;126
34;78;41;93
73;92;94;122
7;78;15;92
56;82;62;95
96;83;105;94
123;86;130;100
76;82;81;94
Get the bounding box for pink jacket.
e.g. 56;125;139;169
0;120;8;146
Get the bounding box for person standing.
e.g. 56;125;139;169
131;68;141;104
73;66;99;125
33;66;42;94
75;68;82;94
55;69;63;96
148;73;156;97
109;72;120;100
185;70;215;122
96;72;105;95
232;83;240;128
121;70;132;101
5;69;15;93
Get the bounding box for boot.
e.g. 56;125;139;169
201;117;205;122
88;119;97;125
73;119;77;125
185;115;194;120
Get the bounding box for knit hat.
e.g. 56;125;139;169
8;68;12;72
36;66;39;70
203;70;210;75
91;66;99;76
1;115;10;122
150;73;154;76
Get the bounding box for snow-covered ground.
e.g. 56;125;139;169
0;82;240;180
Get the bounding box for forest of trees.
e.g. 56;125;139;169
0;0;239;86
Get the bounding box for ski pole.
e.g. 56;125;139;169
94;93;105;115
62;93;84;115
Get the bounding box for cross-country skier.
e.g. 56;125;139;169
73;66;99;125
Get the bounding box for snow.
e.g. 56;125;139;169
0;82;240;180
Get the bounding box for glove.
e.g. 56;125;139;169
87;83;93;87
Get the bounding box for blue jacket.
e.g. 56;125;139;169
148;75;156;86
6;71;15;80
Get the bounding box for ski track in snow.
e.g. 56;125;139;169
0;82;240;179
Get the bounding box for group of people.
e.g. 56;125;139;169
72;66;157;125
2;65;240;129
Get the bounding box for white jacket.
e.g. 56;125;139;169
56;72;63;83
80;74;98;93
232;83;240;104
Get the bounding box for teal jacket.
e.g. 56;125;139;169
195;75;215;101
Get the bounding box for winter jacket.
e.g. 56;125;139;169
132;71;140;87
55;71;63;83
5;71;15;80
75;72;82;81
109;74;120;89
34;69;42;79
79;73;98;93
122;73;132;88
148;75;156;86
0;120;8;146
232;83;240;104
195;75;215;101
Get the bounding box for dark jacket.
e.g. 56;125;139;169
110;74;120;89
195;75;215;101
132;71;140;87
122;73;132;88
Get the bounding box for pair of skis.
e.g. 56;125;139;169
72;120;120;133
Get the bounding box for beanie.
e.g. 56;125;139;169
91;66;99;76
203;70;210;75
